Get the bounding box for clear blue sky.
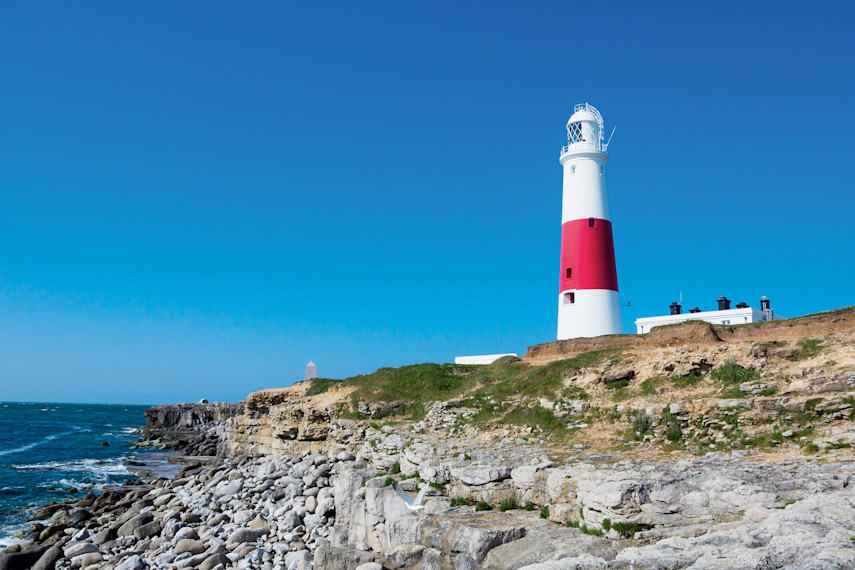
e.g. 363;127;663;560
1;2;853;404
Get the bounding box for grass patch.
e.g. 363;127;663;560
540;505;549;519
602;518;612;532
450;497;472;507
711;361;759;385
566;520;580;528
803;442;820;455
475;501;493;512
580;524;603;536
502;405;565;431
561;386;589;399
792;338;824;361
524;501;536;511
640;378;658;395
605;378;631;390
349;363;470;404
670;373;705;388
390;462;401;474
759;387;778;397
612;522;640;538
499;499;522;512
611;387;633;402
306;378;343;396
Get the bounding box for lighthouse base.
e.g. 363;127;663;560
557;289;622;340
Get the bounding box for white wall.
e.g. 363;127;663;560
454;353;519;365
557;289;622;339
634;308;780;334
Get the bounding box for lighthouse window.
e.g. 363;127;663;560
588;218;595;228
600;165;605;175
571;165;576;174
566;268;572;279
563;292;575;305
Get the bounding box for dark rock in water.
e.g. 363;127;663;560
0;546;48;570
76;492;97;507
30;503;63;520
101;441;110;446
124;460;145;467
66;487;78;494
28;523;45;534
122;478;144;486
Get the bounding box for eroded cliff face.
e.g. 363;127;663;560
142;402;242;455
219;384;368;459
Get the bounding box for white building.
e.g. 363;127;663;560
635;297;781;334
454;353;519;365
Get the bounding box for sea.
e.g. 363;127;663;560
0;402;176;546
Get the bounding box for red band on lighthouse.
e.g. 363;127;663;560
559;218;619;293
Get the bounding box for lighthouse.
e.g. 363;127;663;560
557;103;622;339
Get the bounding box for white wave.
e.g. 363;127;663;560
0;429;81;458
12;457;132;477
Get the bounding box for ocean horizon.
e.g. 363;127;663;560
0;401;170;546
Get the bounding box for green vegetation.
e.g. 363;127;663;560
711;361;759;384
803;443;820;455
390;461;401;474
602;518;612;532
631;411;651;441
540;505;550;519
499;499;522;512
605;378;631;390
759;387;778;397
612;522;640;538
475;501;493;512
382;477;395;487
450;497;472;507
792;338;824;361
561;386;589;399
580;524;603;536
640;378;658;395
566;520;580;528
666;426;683;442
306;377;343;396
524;501;536;511
327;349;623;422
669;373;705;388
502;406;564;431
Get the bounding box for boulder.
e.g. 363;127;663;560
117;512;154;537
31;546;64;570
174;539;205;555
63;542;99;558
113;554;147;570
0;546;48;570
313;547;373;570
601;369;635;383
386;544;425;568
450;465;512;486
226;528;267;546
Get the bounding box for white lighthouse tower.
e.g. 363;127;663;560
557;103;622;340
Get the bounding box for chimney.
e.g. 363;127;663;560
735;302;749;309
717;297;731;311
689;307;701;313
669;302;682;315
760;296;771;311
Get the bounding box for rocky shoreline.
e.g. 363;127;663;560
3;408;855;569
